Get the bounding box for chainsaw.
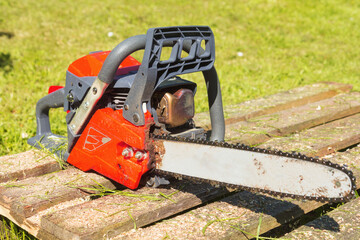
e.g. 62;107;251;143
28;26;356;202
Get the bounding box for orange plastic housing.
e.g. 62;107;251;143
48;51;141;95
67;51;141;77
67;108;154;189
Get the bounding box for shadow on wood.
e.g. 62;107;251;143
218;191;340;239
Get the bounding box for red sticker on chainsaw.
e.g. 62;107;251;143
83;127;111;151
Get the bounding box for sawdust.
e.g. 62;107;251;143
115;191;296;240
0;167;115;219
325;145;360;185
27;196;91;226
40;181;224;239
0;150;57;175
286;198;360;240
114;203;248;240
147;139;166;169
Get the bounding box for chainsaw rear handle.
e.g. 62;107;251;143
33;88;65;136
34;88;65;136
27;88;67;158
97;28;225;141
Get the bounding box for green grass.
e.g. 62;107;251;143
0;216;36;240
1;0;360;156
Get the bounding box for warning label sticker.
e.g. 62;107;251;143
83;127;111;151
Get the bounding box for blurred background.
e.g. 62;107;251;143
1;0;359;156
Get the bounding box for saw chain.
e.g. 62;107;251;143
152;134;357;203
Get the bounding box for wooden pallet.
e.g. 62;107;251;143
1;82;359;239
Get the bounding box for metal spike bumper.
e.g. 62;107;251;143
152;134;357;203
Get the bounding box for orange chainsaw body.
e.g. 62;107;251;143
29;26;222;190
64;51;153;189
67;108;153;189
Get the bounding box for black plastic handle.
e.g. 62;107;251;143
27;88;67;156
98;35;147;84
34;88;65;136
98;26;225;141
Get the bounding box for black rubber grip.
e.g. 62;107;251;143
34;88;65;136
98;35;146;84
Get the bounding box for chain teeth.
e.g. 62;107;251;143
152;134;357;203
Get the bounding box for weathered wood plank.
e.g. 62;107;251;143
0;196;90;238
194;82;352;128
0;167;116;224
33;84;353;239
219;137;360;240
40;180;229;240
115;191;325;240
285;197;360;240
259;113;360;157
0;150;61;183
326;144;360;184
117;133;360;239
225;92;360;145
0;83;355;239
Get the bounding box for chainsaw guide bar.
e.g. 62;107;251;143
152;134;357;203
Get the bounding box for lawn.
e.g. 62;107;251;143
1;0;360;157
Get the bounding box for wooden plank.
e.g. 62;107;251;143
115;191;325;240
117;128;360;239
285;197;360;240
0;83;354;239
259;113;360;157
0;150;61;183
39;180;229;239
218;137;360;240
326;144;360;184
29;83;352;239
0;167;116;224
225;92;360;145
194;82;352;129
220;135;360;239
0;196;90;238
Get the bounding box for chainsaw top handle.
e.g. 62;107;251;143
101;26;224;141
67;26;225;152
